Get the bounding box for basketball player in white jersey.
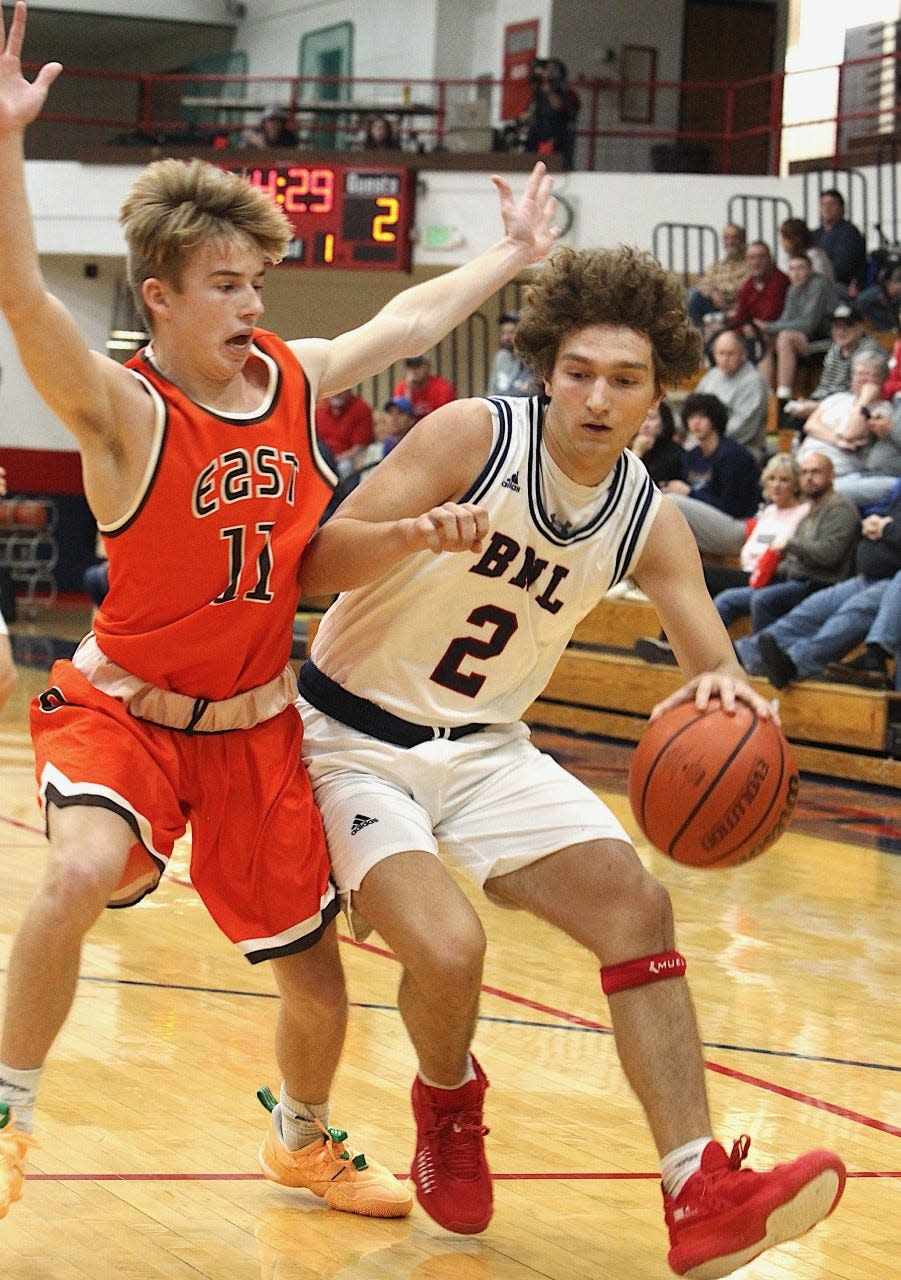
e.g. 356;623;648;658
295;246;846;1278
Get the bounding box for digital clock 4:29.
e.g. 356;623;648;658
224;162;415;271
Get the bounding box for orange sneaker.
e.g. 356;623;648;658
0;1105;37;1219
257;1087;412;1218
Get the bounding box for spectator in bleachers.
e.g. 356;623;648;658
486;311;539;397
757;253;837;404
831;402;901;512
314;387;374;475
882;335;901;403
696;328;769;461
660;391;761;557
856;261;901;333
634;453;809;666
376;396;416;452
321;399;416;517
521;58;580;169
629;400;684;486
393;355;455;421
727;241;789;358
361;114;398;150
811;188;868;297
779;217;834;283
735;488;901;690
781;303;886;427
685;223;748;329
242;104;299;149
709;451;859;634
795;349;891;484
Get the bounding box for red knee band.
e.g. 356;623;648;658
600;950;686;996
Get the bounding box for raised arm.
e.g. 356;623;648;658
0;2;156;530
291;164;560;399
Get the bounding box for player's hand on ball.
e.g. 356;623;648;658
650;671;779;725
410;503;488;555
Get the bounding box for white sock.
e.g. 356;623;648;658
418;1053;477;1090
660;1136;712;1197
278;1083;330;1151
0;1064;42;1134
776;385;792;400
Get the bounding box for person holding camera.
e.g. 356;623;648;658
521;57;579;169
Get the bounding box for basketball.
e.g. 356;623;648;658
628;699;799;868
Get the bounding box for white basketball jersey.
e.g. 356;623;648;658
311;396;661;726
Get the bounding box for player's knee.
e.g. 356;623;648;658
38;846;121;932
610;852;673;934
417;917;486;1000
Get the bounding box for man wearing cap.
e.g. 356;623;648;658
243;104;299;149
381;396;416;446
783;303;885;426
335;397;415;493
392;355;455;421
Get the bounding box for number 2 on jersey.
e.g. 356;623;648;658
430;604;518;697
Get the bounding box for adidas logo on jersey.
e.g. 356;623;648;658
350;813;378;835
501;471;520;492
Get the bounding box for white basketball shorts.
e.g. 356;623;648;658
297;696;633;898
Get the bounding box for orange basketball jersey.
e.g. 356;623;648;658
93;330;334;701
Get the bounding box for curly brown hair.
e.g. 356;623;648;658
120;158;293;328
515;246;702;387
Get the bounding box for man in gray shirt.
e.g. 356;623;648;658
697;328;770;461
486;312;538;397
757;254;837;403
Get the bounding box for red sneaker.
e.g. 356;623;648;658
665;1136;846;1279
410;1057;492;1234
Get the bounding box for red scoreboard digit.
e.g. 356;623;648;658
222;162;415;271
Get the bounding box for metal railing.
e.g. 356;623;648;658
21;49;901;180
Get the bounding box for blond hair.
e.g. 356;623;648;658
515;246;703;387
761;453;801;498
120;158;292;327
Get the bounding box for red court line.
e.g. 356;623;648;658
27;1170;899;1183
344;936;899;1138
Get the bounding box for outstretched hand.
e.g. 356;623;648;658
406;502;489;557
492;162;560;264
0;2;62;134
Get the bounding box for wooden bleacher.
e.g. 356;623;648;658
528;594;901;789
299;592;900;787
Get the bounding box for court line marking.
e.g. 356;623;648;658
25;1170;898;1183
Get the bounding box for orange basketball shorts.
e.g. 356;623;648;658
30;661;338;963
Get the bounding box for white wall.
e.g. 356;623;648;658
233;0;441;81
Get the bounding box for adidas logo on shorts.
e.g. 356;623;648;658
350;813;378;835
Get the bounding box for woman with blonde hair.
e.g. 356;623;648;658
636;453;808;661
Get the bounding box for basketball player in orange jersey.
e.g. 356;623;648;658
0;1;560;1221
291;246;846;1276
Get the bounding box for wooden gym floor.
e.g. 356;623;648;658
0;603;898;1280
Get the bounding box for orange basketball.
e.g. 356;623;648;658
628;699;799;868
